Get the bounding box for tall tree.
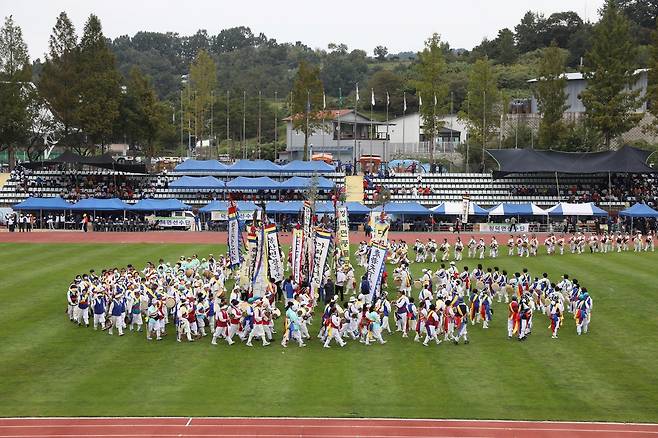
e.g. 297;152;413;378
184;49;217;145
535;42;569;147
39;12;80;147
494;28;518;65
412;33;448;166
0;15;33;169
515;11;545;53
76;14;122;152
119;67;172;167
459;58;501;170
291;60;323;160
644;17;658;134
373;45;388;61
581;0;643;149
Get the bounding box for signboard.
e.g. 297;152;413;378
480;223;530;233
461;194;470;224
210;210;254;221
155;217;191;228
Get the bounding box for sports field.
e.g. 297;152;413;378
0;241;657;422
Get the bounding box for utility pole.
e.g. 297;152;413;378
258;90;262;159
242;90;246;159
274;90;278;161
226;90;230;159
211;90;214;158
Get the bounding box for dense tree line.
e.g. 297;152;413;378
0;0;657;169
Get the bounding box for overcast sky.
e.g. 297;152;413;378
10;0;606;60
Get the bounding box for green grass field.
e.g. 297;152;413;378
0;242;657;422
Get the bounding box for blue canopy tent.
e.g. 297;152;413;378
173;159;228;173
279;176;335;190
129;199;191;212
280;160;335;173
13;196;72;210
227;160;282;174
619;203;658;218
547;202;608;217
487;202;548;216
371;202;432;216
199;200;257;213
169;176;224;189
341;201;370;216
70;198;130;212
431;202;489;216
226;176;281;190
315;201;336;214
266;201;303;214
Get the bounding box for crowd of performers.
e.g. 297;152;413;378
365;230;655;266
65;242;599;347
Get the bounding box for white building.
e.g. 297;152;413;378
282;110;468;162
386;113;467;159
528;69;648;114
282;109;389;162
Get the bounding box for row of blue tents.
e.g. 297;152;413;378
173;159;336;174
11;197;658;218
169;175;335;190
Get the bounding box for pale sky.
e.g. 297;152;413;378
8;0;606;61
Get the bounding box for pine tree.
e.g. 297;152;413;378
644;17;658;135
581;0;643;149
535;42;569;148
291;60;324;161
412;33;448;167
0;15;33;169
458;58;501;170
76;14;122;151
39;12;80;147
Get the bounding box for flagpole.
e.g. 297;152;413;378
274;90;278;161
354;83;358;172
306;89;310;161
370;88;374;159
402;92;406;158
337;88;341;163
226;90;230;159
258;89;262;160
385;91;389;162
242;90;246;159
322;91;326;153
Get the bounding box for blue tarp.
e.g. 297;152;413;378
70;198;130;211
619;203;658;218
431;202;490;216
227;160;282;173
199;201;257;213
173;159;228;173
266;201;303;214
279;176;335;190
280;160;335;173
169;176;224;189
341;201;371;215
487;202;548;216
314;201;336;214
130;199;191;212
226;176;281;190
371;202;431;216
13;196;72;210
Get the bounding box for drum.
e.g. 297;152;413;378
476;280;485;290
140;300;149;311
413;280;422;289
203;270;212;279
185;268;194;278
165;297;175;309
505;285;514;295
492;283;501;292
271;308;281;319
394;278;402;287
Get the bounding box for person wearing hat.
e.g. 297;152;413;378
246;298;270;347
323;306;346;348
453;298;470;344
176;300;194;342
423;303;442;346
281;301;305;348
66;284;79;322
428;239;438;263
548;297;563;339
489;236;499;258
227;299;243;344
335;269;346;302
108;292;125;336
211;300;232;345
575;289;592;335
467;236;477;259
91;287;107;330
440;238;451;262
365;304;386;345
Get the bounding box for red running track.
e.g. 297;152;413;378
0;417;656;438
0;230;553;246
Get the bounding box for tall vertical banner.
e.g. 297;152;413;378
461;194;471;224
291;228;304;284
251;226;269;296
302;200;314;279
246;232;258;280
310;229;332;290
227;205;242;267
264;224;284;282
336;206;350;259
366;242;388;296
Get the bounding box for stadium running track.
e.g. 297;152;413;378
0;230;553;245
0;417;657;438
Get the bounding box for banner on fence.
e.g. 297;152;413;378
479;223;530;233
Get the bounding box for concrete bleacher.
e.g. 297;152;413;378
363;172;629;208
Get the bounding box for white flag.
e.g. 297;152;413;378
323;91;326;110
419;93;422;107
434;93;437;106
386;91;390;107
403;92;407;112
356;84;360;101
371;88;375;106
